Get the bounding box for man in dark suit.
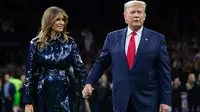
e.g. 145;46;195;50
1;72;16;112
82;0;172;112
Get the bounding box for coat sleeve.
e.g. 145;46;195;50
158;35;172;106
24;40;37;105
70;40;88;87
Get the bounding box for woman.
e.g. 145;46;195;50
24;6;87;112
186;73;197;112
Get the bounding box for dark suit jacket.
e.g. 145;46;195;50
1;82;16;100
85;27;172;112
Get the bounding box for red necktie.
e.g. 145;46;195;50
127;31;136;69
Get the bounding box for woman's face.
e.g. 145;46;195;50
189;74;196;82
51;13;65;33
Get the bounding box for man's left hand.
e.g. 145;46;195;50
159;104;170;112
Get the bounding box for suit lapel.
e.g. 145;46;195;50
131;27;149;70
118;27;150;70
119;28;129;69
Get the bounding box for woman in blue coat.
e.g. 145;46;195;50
24;6;87;112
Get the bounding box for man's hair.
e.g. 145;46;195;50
124;0;147;12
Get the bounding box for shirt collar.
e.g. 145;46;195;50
47;33;64;43
127;26;143;37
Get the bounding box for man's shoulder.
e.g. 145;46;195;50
144;27;164;37
144;28;167;44
108;28;126;35
105;28;126;41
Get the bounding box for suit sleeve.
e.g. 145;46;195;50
24;40;37;105
85;34;112;85
158;35;172;105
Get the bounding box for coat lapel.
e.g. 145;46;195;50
119;28;129;69
118;27;150;70
131;27;149;70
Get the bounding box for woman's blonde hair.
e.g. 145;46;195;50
36;6;69;48
188;73;196;83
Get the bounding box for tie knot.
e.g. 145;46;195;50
132;31;136;36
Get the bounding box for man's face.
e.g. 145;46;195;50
174;78;181;85
4;74;10;81
124;6;146;30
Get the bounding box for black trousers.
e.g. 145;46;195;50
126;96;137;112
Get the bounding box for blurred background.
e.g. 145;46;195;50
0;0;200;112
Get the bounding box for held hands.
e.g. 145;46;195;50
159;104;170;112
82;84;94;99
25;104;34;112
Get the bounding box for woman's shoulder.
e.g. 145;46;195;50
30;37;39;44
67;36;76;44
29;37;40;48
67;36;74;41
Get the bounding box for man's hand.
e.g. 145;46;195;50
82;84;94;99
159;104;170;112
25;104;34;112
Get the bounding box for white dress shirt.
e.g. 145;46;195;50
125;26;143;55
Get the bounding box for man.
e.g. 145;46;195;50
1;72;16;112
82;0;172;112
